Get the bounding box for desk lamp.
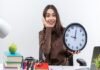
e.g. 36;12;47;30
0;18;11;38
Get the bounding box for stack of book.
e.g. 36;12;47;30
3;52;23;70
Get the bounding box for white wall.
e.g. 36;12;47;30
0;0;2;15
0;0;35;62
0;0;100;69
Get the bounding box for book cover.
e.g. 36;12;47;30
5;52;22;57
4;62;21;68
4;52;23;62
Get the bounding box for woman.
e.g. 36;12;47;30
39;4;73;65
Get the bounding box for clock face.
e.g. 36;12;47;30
63;23;87;52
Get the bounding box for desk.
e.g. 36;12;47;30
1;54;90;70
0;64;89;70
49;66;89;70
0;64;3;70
49;66;74;70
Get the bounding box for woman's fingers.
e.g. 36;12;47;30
42;18;54;27
67;50;74;54
42;18;47;27
74;51;80;54
67;50;80;54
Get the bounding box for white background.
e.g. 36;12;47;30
0;0;100;69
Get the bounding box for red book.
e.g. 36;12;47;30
34;63;49;70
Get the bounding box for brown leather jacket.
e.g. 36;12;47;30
39;27;73;65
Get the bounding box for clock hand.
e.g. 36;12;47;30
71;36;75;39
74;28;77;39
71;29;77;39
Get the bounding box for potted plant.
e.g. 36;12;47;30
94;54;100;70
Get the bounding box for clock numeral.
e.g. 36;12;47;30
65;34;69;37
68;43;70;47
71;26;74;29
80;43;82;46
65;39;67;42
82;33;84;36
72;46;73;49
80;29;82;32
82;39;84;42
68;29;70;32
76;46;78;49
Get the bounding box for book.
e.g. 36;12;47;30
3;52;23;69
4;62;21;70
4;66;20;70
4;52;23;62
4;62;21;68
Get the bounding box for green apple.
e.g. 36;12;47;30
9;43;17;54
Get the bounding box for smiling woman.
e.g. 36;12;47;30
39;4;73;65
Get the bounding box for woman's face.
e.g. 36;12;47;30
45;9;56;27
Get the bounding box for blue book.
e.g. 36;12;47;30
5;52;22;57
4;52;23;62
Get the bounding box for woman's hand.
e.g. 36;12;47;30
42;18;55;27
67;50;80;54
65;50;80;58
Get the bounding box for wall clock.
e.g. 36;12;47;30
63;23;87;52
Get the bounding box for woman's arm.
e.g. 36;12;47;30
39;27;52;59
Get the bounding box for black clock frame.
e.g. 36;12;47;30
63;23;87;52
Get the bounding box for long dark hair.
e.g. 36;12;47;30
43;4;64;37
